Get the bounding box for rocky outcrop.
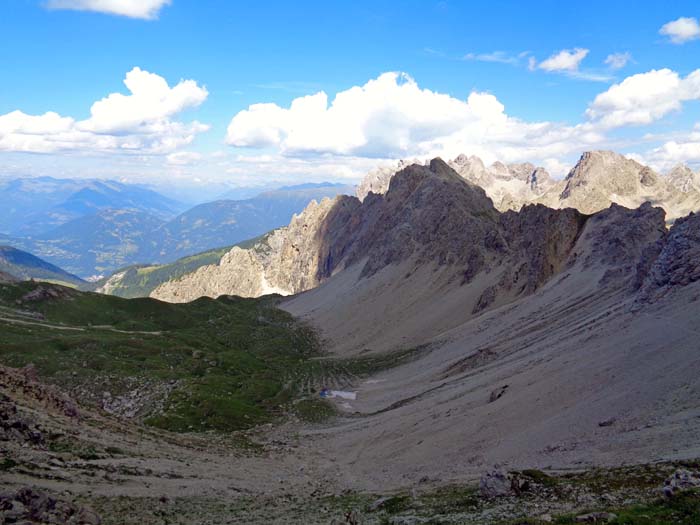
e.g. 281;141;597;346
663;469;700;498
637;212;700;302
150;197;354;302
0;364;80;419
498;204;586;294
574;202;667;286
479;469;514;498
0;392;45;446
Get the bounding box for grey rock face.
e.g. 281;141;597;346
151;155;697;310
638;212;700;302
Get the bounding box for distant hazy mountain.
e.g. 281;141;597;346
0;245;85;286
152;183;355;260
93;236;264;298
0;176;185;236
4;182;355;277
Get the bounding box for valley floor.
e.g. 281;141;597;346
3;372;700;524
3;254;700;523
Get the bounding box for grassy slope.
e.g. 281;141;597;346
0;280;320;432
93;234;266;298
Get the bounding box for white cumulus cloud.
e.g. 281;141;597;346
46;0;171;19
604;52;632;70
0;67;209;154
659;17;700;44
226;72;602;172
538;48;589;72
81;67;208;133
586;68;700;128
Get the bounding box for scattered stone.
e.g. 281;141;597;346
598;418;616;427
76;506;102;524
0;487;101;524
369;496;391;511
574;512;617;523
663;469;700;498
488;385;509;403
0;393;44;446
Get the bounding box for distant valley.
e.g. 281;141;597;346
0;177;353;277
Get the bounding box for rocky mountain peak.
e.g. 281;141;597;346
548;150;673;215
527;167;551;191
667;164;699;193
355;159;417;201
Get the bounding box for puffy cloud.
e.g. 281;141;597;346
659;17;700;44
586;68;700;128
0;67;209;154
604;52;632;70
643;128;700;170
226;72;602;172
537;48;589;72
46;0;171;20
81;67;208;133
529;48;609;81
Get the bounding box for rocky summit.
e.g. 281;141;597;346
152;154;695;307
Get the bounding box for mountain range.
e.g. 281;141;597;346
359;150;700;220
1;179;353;277
150;150;700;302
0;176;185;237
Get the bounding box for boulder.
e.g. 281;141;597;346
663;469;700;498
479;468;513;498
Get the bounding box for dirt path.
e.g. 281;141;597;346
0;316;162;335
0;316;85;331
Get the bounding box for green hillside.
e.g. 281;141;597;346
0;245;85;287
0;279;321;433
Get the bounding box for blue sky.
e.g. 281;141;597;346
1;0;700;193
